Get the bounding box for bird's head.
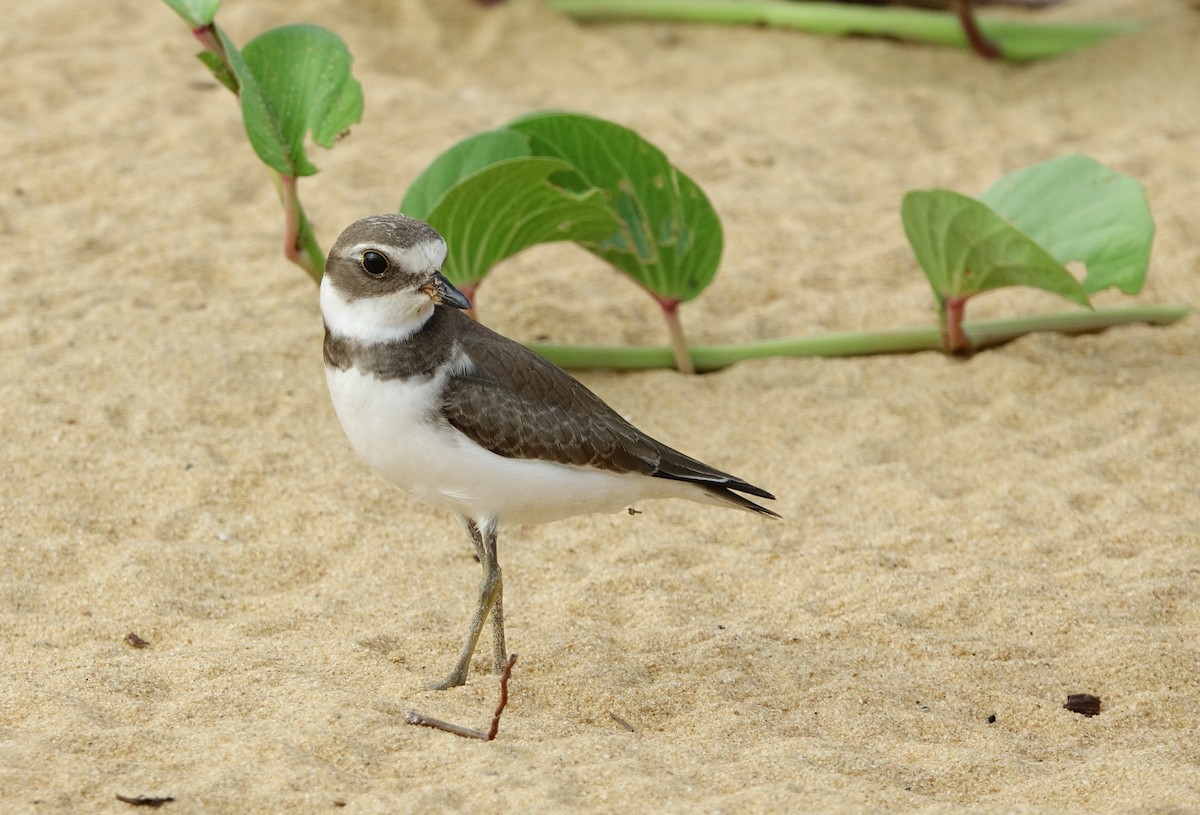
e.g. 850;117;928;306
320;214;471;343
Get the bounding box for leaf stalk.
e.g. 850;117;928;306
280;174;324;282
656;297;695;374
942;294;972;353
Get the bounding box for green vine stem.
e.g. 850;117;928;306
549;0;1137;62
529;305;1191;372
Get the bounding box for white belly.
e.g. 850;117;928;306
324;366;690;525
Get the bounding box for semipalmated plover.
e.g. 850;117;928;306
321;214;779;689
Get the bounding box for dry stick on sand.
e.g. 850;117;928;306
607;710;636;732
407;655;518;740
114;794;174;807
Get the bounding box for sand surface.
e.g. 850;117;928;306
2;0;1199;812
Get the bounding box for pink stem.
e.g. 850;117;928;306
943;295;972;353
192;24;228;65
281;175;302;264
950;0;1003;60
655;296;695;374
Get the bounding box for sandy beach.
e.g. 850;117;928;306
2;0;1198;811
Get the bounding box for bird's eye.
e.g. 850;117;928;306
361;251;389;277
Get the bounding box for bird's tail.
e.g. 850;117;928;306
700;482;781;519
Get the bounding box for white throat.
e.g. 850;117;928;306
320;276;435;344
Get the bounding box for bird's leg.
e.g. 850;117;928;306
468;518;508;672
486;554;507;674
430;517;504;690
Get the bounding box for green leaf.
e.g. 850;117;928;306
979;18;1138;62
197;50;238;93
226;24;363;177
508;111;722;303
422;157;619;287
980;154;1153;296
401;129;534;220
162;0;222;28
901;189;1091;307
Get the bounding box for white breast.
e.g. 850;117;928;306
324;365;695;525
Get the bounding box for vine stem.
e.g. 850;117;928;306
528;305;1191;372
279;175;323;282
191;24;226;62
949;0;1003;59
548;0;1136;62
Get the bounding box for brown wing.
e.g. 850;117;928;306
440;310;658;474
438;310;778;517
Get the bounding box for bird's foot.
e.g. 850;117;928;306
428;668;469;691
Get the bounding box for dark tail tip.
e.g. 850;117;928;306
708;485;781;519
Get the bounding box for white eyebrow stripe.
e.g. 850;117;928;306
344;239;447;271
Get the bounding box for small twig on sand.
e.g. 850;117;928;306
607;710;636;732
407;655;518;740
115;794;174;807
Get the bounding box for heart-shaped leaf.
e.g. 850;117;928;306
401;129;534;220
902;189;1091;307
163;0;222;28
226;24;363;177
422;157;618;288
508;111;722;303
980;154;1153;296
